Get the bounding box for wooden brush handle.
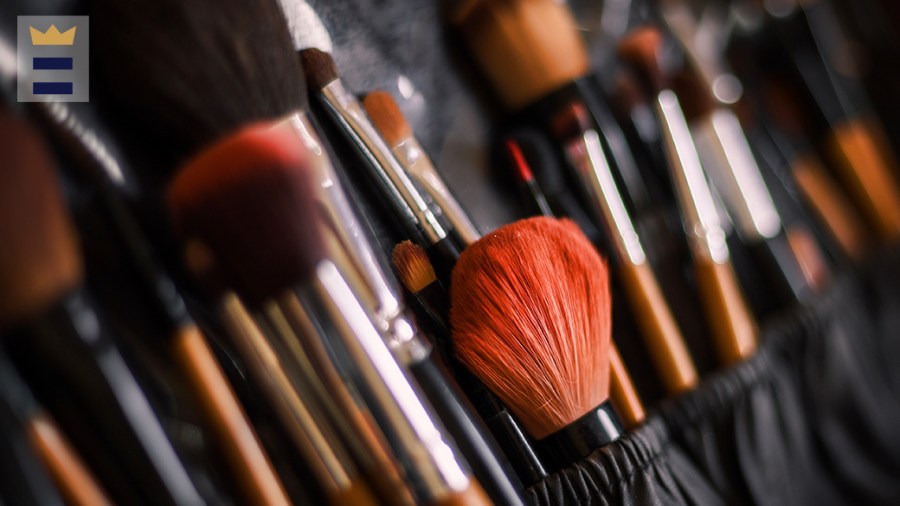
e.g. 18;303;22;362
827;118;900;240
172;325;290;506
326;480;380;506
785;224;830;291
693;256;757;365
28;413;111;506
431;481;493;506
792;153;870;259
619;262;698;394
609;343;646;429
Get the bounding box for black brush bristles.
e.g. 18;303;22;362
92;0;306;172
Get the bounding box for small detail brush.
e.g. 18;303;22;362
451;217;622;472
300;48;461;283
364;91;481;248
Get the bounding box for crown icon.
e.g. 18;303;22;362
29;25;77;46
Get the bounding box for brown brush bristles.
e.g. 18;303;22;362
363;92;413;147
91;0;305;173
167;122;322;306
299;48;340;91
550;102;593;140
0;113;82;326
670;66;715;121
392;241;437;294
450;217;612;439
453;0;589;110
617;27;667;93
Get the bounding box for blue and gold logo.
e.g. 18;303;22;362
17;16;89;102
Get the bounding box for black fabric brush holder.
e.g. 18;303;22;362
526;248;900;505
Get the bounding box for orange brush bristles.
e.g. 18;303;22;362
450;216;612;439
392;240;436;294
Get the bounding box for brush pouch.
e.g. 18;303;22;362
525;247;900;505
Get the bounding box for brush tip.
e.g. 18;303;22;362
450;216;612;439
298;48;340;91
167;121;322;305
362;91;413;147
392;241;437;294
617;27;666;92
0;112;82;326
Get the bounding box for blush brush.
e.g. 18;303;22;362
451;217;622;472
166;136;492;505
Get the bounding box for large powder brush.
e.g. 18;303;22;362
451;216;621;470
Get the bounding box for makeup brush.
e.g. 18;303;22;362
0;113;204;505
364;91;481;248
502;135;647;428
661;34;815;311
454;0;698;395
300;48;461;284
0;346;107;506
166;139;492;505
619;27;757;365
762;1;900;240
392;240;551;485
451;216;622;472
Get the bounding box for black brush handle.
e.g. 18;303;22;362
750;230;813;307
409;356;526;506
0;351;65;506
426;236;462;287
536;401;623;473
5;289;204;506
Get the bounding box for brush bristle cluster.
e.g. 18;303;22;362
363;92;413;147
617;27;667;93
299;48;341;91
450;217;612;439
392;241;437;294
92;0;305;171
167;122;322;305
0;113;82;326
453;0;589;110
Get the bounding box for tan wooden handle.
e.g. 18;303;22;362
792;153;870;259
28;413;111;506
327;479;381;506
173;325;290;505
619;262;698;394
609;343;646;429
693;256;757;365
431;480;493;506
828;119;900;240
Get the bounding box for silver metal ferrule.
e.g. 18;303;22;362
310;260;472;502
276;115;434;368
392;136;482;247
691;109;782;241
277;113;402;329
563;129;647;266
656;90;730;264
319;79;449;245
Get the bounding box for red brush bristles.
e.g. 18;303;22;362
450;216;612;439
167;121;323;305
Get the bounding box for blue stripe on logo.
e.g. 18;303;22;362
33;82;73;95
33;57;73;70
